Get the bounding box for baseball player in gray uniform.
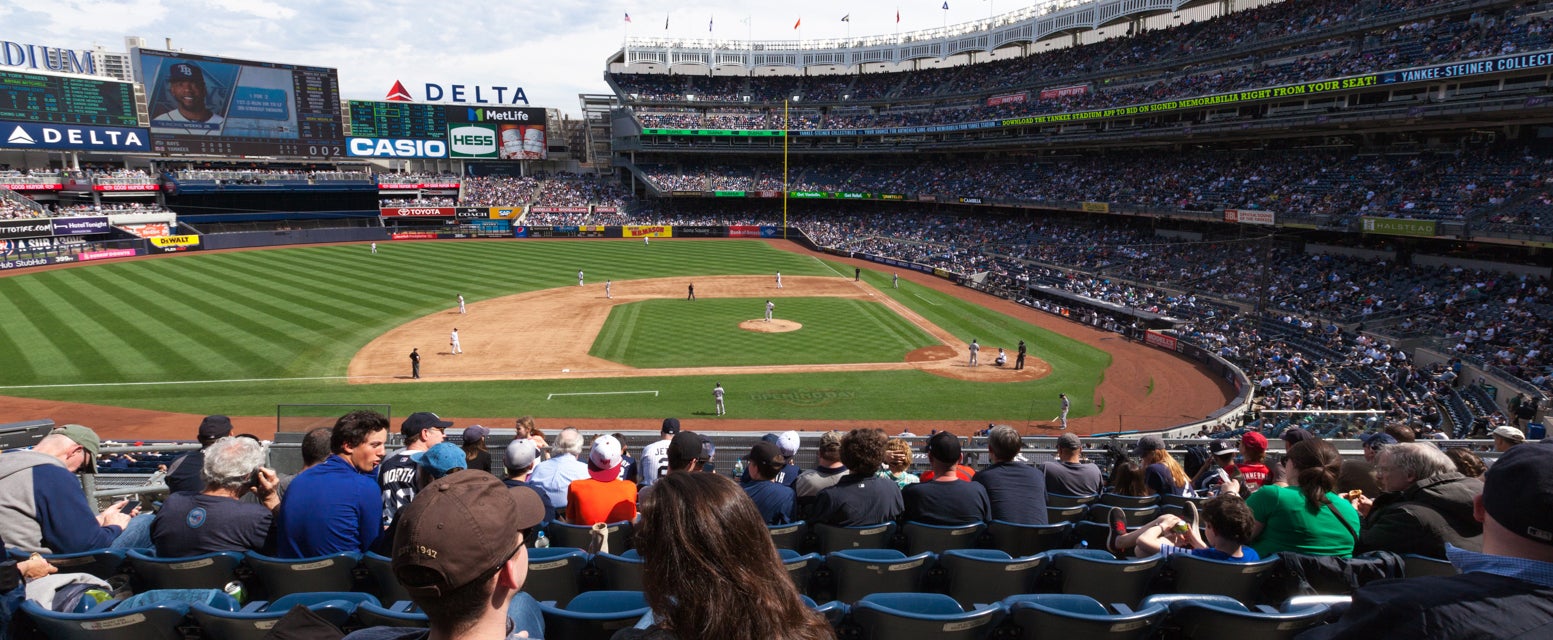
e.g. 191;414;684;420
776;272;782;289
968;339;980;366
1058;393;1070;429
578;270;584;286
605;280;613;299
765;300;774;322
714;382;726;416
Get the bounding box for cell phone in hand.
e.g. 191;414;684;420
120;499;140;514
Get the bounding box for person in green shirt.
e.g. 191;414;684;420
1244;439;1360;557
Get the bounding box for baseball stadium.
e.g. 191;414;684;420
0;0;1550;636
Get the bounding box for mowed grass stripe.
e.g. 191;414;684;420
589;300;640;363
258;250;456;306
0;292;39;381
213;255;406;323
53;268;226;380
11;272;150;382
135;259;339;346
169;259;352;336
852;298;930;351
0;278;91;381
129;260;317;358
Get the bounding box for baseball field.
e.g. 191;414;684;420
0;238;1233;438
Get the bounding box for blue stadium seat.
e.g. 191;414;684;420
592;550;645;591
1000;594;1167;640
1167;553;1282;606
1047;505;1089;524
812;522;897;554
939;549;1047;609
799;595;849;626
779;549;823;597
243;551;362;600
1052;551;1164;609
1096;493;1159;509
523;546;589;607
1085;505;1159;527
190;592;375;640
361;551;412;606
354;600;428;628
849;592;1002;640
545;520;633;553
8;548;125;581
537;590;650;640
901;521;985;555
1045;493;1099;508
1144;595;1330;639
768;520;806;550
125;549;244;591
986;520;1072;557
19;598;190;640
824;549;934;603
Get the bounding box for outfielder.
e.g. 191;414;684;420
968;339;980;367
578;270;584;286
605;280;613;299
457;294;466;314
371;242;377;254
765;300;774;322
1058;393;1070;429
776;272;782;289
450;328;462;355
893;272;899;289
714;382;725;416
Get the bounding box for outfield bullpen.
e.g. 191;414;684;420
0;239;1235;438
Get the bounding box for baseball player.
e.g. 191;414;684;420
409;348;420;379
1015;340;1027;370
765;300;774;322
687;283;696;301
605;280;613;299
776;272;782;289
578;270;584;286
450;328;462;355
893;272;899;289
714;382;725;416
457;294;466;314
1058;393;1070;430
371;242;377;254
995;348;1007;366
968;339;980;367
644;236;649;246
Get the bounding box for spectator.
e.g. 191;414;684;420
1233;432;1273;494
737;433;800;488
634;418;680;487
0;424;144;553
1132;434;1189;497
1192;439;1241;496
1245;439;1360;558
1444;447;1487;478
164;415;233;495
794;430;848;514
637;430;712;503
974;426;1048;524
1491;426;1526;452
378;412;452;530
342;472;547;640
877;438;919;488
1041;433;1104;497
0;530;56;636
741;441;796;525
1300;443;1553;639
617;472;835;640
461;425;492;474
1109;460;1150;497
275;410;387;557
1353;443;1483;559
500;438;554;532
151;436;280;556
809;429;903;527
1112;494;1262;562
903;432;991;526
565;435;637;526
514;416;548;455
530;427;589;510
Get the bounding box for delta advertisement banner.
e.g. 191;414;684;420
729;225;762;238
0;218;52;239
51;217;110;236
1144;330;1180;352
380;207;456;218
488;207;520;219
1361;217;1437;237
147;234;203;253
624;225;672;238
0;120;151;152
1225;209;1276;225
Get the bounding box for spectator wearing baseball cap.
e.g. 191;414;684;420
500;438;554;532
1234;431;1273;494
1192;439;1242;496
794;430;849;517
1132;434;1189;497
920;430;979;482
633;418;681;487
565;435;637;525
1300;443;1553;639
1041;433;1105;497
1491;426;1526;452
904;432;991;525
0;424;147;553
638;430;713;504
809;429;904;527
342;472;548;640
460;425;492;474
378;412;452;531
741;441;796;525
165;415;234;495
739;433;801;489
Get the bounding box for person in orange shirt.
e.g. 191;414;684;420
566;435;638;526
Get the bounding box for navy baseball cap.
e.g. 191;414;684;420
168;62;204;83
402;412;453;438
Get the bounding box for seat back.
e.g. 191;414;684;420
545;521;634;553
850;593;1000;640
1170;600;1329;639
1158;494;1206;511
592;552;645;591
987;521;1072;557
768;521;805;551
812;522;897;554
1169;553;1282;606
939;549;1046;609
523;547;589;607
1070;521;1113;552
1096;493;1160;509
190;596;363;640
826;550;933;603
780;551;823;597
1053;552;1163;609
19;599;190;640
354;600;429;628
1402;554;1458;578
244;551;362;601
1085;505;1159;527
538;591;650;640
1047;505;1089;524
125;549;244;591
1045;493;1099;508
1006;596;1166;640
901;521;985;555
13;549;126;581
362;551;413;606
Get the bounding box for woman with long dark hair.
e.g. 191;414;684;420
1244;439;1360;557
613;472;834;640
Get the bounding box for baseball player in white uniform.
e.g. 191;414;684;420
893;272;899;288
776;272;782;289
457;294;466;314
765;300;775;322
450;328;462;354
605;280;613;299
371;242;377;254
714;383;726;416
578;270;584;286
1058;393;1070;429
968;339;980;366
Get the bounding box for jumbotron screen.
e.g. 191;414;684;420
136;48;345;157
0;70;138;127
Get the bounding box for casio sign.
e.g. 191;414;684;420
448;126;495;156
347;137;447;158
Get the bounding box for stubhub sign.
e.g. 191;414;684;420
2;120;150;152
347;137;448;158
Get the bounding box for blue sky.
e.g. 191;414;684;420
5;1;1025;117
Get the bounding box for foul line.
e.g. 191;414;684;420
913;292;941;305
812;255;847;278
547;390;660;400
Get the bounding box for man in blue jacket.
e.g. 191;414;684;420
275;410;388;557
0;424;145;553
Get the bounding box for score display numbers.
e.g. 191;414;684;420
0;70;139;127
348;100;448;140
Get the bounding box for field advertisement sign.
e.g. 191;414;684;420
148;234;203;253
1225;209;1276;225
1145;330;1179;352
52;217;110;235
624;225;671;238
380;207;455;218
0;219;52;239
1361;217;1436;237
447;123;498;158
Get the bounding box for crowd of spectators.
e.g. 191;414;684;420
459;175;540;206
375;172;460;185
171;168;371;183
379;197;455;207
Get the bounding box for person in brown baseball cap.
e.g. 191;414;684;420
351;471;546;639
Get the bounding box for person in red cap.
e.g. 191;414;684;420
1231;432;1272;495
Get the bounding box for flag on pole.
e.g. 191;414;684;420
794;17;801;29
709;16;714;31
841;14;850;22
896;9;901;22
624;12;632;22
942;2;949;9
665;15;669;29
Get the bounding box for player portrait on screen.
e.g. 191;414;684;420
152;62;225;135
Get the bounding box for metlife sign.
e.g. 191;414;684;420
449;106;546;126
1;120;150;152
448;124;497;158
347;137;448;159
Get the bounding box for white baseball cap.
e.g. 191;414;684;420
589;434;624;471
778;431;800;458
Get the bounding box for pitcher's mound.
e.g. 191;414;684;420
740;319;802;333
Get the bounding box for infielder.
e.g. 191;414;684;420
1058;393;1070;430
457;294;466;314
409;348;420;379
765;300;774;322
1015;340;1027;370
578;270;584;286
371;242;377;254
893;272;899;289
968;339;980;367
605;280;613;299
450;328;462;355
776;272;782;289
713;382;725;416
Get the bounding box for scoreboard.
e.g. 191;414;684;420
0;70;139;127
348;100;448;140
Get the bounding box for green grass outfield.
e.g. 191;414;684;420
0;240;1110;422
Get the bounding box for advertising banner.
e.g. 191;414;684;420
1038;85;1089;100
0;219;52;239
526;226;578;238
713;190;745;198
1081;202;1110;214
670;190;703;197
0;183;62;191
0;120;150;152
378;181;460;190
530;206;587;214
447;123;498;158
789;191;823;199
987;92;1028;106
728;225;762;238
759;226;782;238
121;223;170;238
0;236;85;255
380;207;455;218
1361;217;1437;237
579;225;605;238
347;137;448;159
511;226;529;238
674;226;720;237
1224;209;1276;225
594;207;617;214
0;255;61;270
489;207;519;219
79;248;138;261
391;232;438;240
51;217;109;235
754;190;781;198
454;207;487;219
624;225;672;238
1144;331;1179;352
148;234;203;253
93;183;158;192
